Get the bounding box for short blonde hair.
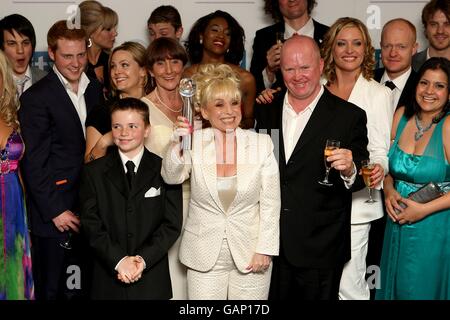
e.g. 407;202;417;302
192;64;241;112
79;0;118;37
0;51;19;129
321;17;375;83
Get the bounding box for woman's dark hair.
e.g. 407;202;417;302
264;0;317;22
405;57;450;121
185;10;245;65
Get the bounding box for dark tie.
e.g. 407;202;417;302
16;76;29;97
125;161;135;188
384;80;396;91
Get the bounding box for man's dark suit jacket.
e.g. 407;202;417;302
250;20;329;94
374;67;418;109
79;148;182;300
251;20;328;130
19;70;103;238
278;88;369;268
412;49;427;72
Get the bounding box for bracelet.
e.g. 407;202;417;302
88;151;96;162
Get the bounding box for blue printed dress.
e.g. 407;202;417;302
0;130;34;300
376;114;450;300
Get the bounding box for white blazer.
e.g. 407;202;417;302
162;127;280;273
349;74;393;224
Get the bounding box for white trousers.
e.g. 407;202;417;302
339;223;371;300
187;238;272;300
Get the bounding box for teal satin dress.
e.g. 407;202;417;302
376;114;450;300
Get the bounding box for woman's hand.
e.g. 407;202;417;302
367;163;384;188
171;116;193;142
256;87;281;105
395;198;427;225
246;253;271;273
384;187;404;222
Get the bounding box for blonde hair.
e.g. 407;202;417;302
79;1;118;37
0;51;19;129
321;17;375;83
192;64;241;112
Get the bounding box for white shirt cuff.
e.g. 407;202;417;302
114;256;127;271
340;162;357;189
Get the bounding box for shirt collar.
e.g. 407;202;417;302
52;64;90;94
381;67;412;91
118;147;145;173
284;17;314;39
283;85;324;115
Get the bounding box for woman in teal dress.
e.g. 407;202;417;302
377;57;450;300
0;51;33;299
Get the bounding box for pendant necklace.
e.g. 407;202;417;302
414;114;434;141
155;89;182;113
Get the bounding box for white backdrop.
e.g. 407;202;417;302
1;0;429;69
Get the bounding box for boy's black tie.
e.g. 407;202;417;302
126;160;135;188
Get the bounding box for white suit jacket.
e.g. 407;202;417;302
162;127;280;273
349;74;393;224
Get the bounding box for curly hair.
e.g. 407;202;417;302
321;17;375;83
0;51;20;130
404;57;450;121
264;0;317;22
192;64;241;113
185;10;245;65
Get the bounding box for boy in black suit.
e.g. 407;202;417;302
79;98;182;299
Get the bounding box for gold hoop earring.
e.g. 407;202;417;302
87;38;93;48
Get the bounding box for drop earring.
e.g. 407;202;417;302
199;38;203;45
87;38;93;48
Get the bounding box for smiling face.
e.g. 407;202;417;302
49;38;87;88
111;109;150;158
201;17;231;59
200;87;242;134
332;26;365;74
278;0;308;20
381;20;418;79
2;29;33;76
110;50;146;97
150;57;184;92
416;68;449;116
425;10;450;52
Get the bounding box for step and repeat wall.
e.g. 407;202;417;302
2;0;428;71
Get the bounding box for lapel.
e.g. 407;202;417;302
286;88;337;161
201;129;225;213
105;149;128;198
129;149;159;199
47;70;86;139
398;70;417;108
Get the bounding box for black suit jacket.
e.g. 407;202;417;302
374;67;418;109
79;148;182;300
279;88;369;268
19;70;103;237
250;20;329;94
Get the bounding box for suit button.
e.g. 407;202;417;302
127;233;133;238
283;208;290;213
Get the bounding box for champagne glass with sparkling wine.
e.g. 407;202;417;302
318;139;340;186
361;160;377;203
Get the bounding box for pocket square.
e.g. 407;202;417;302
144;187;161;198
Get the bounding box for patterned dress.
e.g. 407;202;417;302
0;130;34;300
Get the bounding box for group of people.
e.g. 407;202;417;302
0;0;449;301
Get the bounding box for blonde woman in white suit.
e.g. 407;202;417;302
162;64;280;300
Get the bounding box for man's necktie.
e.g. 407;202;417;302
384;80;396;91
16;76;29;97
125;161;135;188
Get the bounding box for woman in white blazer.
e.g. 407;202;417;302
321;17;393;300
161;64;280;300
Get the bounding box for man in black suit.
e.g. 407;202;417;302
19;20;103;300
268;35;368;300
250;0;328;130
375;18;418;110
79;98;182;299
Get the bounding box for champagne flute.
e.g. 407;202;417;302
318;139;340;186
361;160;377;203
275;32;284;44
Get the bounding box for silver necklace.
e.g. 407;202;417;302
414;114;434;141
154;89;182;113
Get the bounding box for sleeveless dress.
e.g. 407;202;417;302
0;130;34;300
376;114;450;300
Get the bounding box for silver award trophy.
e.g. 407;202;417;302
179;78;196;150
